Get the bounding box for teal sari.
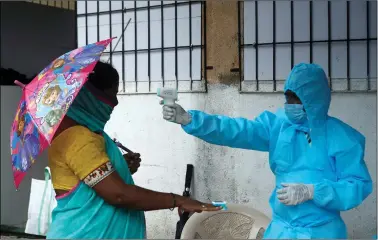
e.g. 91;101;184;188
46;85;146;239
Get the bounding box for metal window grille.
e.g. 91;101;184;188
238;1;377;93
76;0;207;94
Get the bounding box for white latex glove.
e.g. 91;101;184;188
276;183;314;206
160;100;192;125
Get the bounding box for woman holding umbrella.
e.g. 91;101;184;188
46;61;220;239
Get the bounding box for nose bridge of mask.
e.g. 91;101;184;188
288;104;303;109
285;104;307;124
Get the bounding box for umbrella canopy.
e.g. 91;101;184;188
10;38;114;189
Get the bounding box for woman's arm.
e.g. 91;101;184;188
93;170;207;212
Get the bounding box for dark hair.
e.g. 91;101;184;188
87;61;119;91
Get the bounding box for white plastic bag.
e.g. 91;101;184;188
25;167;57;236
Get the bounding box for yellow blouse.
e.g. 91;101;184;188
48;125;112;191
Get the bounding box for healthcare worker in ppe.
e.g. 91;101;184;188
160;63;372;239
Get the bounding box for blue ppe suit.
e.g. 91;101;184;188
181;63;372;239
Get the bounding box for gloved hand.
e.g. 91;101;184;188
160;101;192;125
276;183;314;206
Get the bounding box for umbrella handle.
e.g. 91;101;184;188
14;80;25;88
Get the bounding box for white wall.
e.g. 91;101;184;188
100;1;377;239
106;86;376;239
0;2;76;228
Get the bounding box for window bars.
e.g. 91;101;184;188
238;1;377;93
76;1;207;94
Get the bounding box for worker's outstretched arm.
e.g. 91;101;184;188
312;141;372;211
161;102;274;151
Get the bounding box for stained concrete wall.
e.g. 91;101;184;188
103;1;377;239
0;1;76;229
205;1;239;84
105;86;377;238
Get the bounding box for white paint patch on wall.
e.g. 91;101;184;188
105;84;376;239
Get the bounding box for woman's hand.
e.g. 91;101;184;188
123;152;141;175
177;196;222;213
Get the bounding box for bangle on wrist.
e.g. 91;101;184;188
169;193;176;211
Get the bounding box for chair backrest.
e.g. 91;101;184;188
180;204;270;239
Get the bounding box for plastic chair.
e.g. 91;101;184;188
180;204;270;239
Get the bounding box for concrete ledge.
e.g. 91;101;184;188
0;225;45;239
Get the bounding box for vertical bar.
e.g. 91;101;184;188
328;1;332;90
290;1;294;69
0;2;2;72
85;1;88;45
161;1;165;87
201;2;203;81
97;1;100;42
134;0;138;92
273;1;276;91
175;1;178;90
255;1;259;91
309;1;313;63
109;0;112;65
74;1;78;48
238;1;242;91
203;1;208;91
189;0;193;90
69;0;75;10
346;1;350;91
148;1;151;92
366;1;370;90
122;1;125;92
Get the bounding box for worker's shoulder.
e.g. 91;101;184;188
257;109;285;125
326;116;365;144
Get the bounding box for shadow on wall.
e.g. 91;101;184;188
0;67;36;86
0;1;76;77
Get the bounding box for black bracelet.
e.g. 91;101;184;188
169;193;176;211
